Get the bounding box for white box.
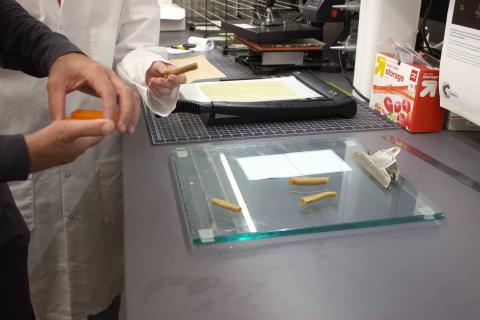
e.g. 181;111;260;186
160;4;186;31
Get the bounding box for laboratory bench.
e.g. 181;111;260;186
122;31;480;320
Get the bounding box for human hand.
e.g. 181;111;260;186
47;53;140;133
25;119;115;172
145;61;186;98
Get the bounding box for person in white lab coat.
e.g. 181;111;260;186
0;0;185;319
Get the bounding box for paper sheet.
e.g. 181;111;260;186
439;0;480;125
180;76;322;102
237;150;352;181
236;154;300;180
169;55;226;83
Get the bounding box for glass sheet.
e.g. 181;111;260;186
170;137;445;245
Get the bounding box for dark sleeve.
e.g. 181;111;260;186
0;135;29;183
0;0;83;77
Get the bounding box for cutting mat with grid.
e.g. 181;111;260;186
145;55;399;145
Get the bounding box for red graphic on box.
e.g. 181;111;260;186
410;69;418;82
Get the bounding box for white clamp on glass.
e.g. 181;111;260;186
353;146;401;188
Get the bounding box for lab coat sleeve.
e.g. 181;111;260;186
0;135;29;183
114;0;178;117
116;47;179;117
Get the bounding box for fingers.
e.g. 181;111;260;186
47;53;140;137
55;119;115;143
152;61;172;76
67;136;105;159
47;77;68;121
76;65;138;133
148;75;185;98
131;92;141;130
86;68;118;121
109;73;139;133
57;136;105;166
148;80;173;97
146;61;168;84
146;61;186;98
167;74;187;86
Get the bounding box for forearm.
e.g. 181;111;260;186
0;0;82;77
0;136;29;183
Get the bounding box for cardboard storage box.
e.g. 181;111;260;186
370;52;445;133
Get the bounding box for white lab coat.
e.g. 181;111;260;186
0;0;177;319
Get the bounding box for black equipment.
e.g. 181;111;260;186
173;71;357;125
302;0;346;26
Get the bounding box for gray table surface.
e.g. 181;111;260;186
123;31;480;320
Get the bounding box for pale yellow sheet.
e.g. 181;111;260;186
197;79;301;102
169;55;226;83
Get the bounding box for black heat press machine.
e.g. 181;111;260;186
223;0;346;42
171;71;357;125
221;0;346;74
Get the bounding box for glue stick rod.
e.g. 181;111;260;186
164;62;198;77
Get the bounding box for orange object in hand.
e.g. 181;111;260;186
68;109;120;122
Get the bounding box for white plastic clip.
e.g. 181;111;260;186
353;146;401;188
176;149;188;158
418;207;436;220
198;228;215;243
